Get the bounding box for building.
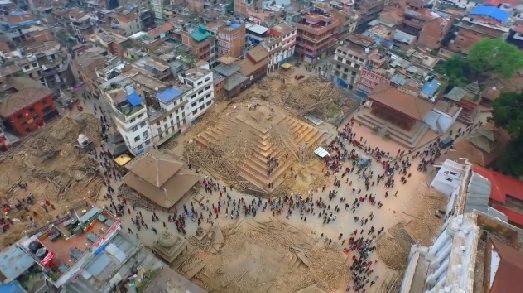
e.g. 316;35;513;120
330;34;374;90
181;24;217;68
0;77;57;136
178;63;216;122
234;0;263;19
353;83;433;148
443;82;481;125
73;50;106;97
102;62;214;155
354;0;385;25
451;6;510;52
150;0;168;21
214;57;248;98
123;150;201;209
88;31;129;58
246;23;269;48
355;49;390;96
217;23;246;58
112;12;143;36
272;23;298;65
400;159;523;293
296;9;341;63
473;164;523;228
261;35;282;73
237;45;269;85
11;40;74;92
435;124;509;167
0;200;205;293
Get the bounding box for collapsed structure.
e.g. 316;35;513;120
191;101;326;193
400;159;523;293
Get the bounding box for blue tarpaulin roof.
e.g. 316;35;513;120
157;88;183;103
0;246;34;280
359;159;368;165
127;92;142;106
422;79;441;97
470;5;509;23
363;31;383;44
0;283;26;293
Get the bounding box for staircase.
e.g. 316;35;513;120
354;113;429;149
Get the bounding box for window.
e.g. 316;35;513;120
132;126;138;132
143;130;149;138
130;118;136;123
163;117;167;123
156;121;160;125
145;139;151;145
134;135;141;142
138;114;144;118
205;77;210;82
140;121;146;127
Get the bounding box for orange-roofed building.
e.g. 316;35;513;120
473;164;523;228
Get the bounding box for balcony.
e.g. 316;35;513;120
297;20;338;35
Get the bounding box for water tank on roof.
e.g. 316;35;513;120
364;48;370;54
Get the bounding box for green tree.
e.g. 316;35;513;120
468;38;523;78
433;55;472;89
493;135;523;177
489;91;523;137
489;91;523;177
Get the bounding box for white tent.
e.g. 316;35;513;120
314;147;329;158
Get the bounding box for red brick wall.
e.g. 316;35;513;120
8;95;56;136
109;42;124;58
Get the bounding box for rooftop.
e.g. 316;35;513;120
17;202;120;284
0;77;54;118
123;150;200;208
470;5;510;23
369;83;434;120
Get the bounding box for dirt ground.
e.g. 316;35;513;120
0;112;104;248
176;220;352;293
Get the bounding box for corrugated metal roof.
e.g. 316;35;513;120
465;171;491;213
470;5;510;23
0;246;35;280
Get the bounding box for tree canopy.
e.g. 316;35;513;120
434;55;474;89
468;38;523;78
490;92;523;137
490;92;523;176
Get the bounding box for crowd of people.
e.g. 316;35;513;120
82;91;484;292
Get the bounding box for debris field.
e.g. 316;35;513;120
171;219;352;293
0;113;104;248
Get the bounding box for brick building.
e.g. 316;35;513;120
451;15;509;53
0;77;57;136
217;23;246;58
237;45;269;84
296;9;341;63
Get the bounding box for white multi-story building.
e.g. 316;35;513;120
273;23;297;64
150;0;165;21
101;63;214;155
178;62;215;123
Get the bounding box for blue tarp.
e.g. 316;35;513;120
230;23;241;29
336;78;348;88
0;283;26;293
470;5;509;23
363;31;383;44
422;79;441;98
157;88;182;103
359;159;368;165
0;246;34;280
127;92;142;106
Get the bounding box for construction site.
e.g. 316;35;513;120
0;113;103;248
182;75;354;196
150;218;353;293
